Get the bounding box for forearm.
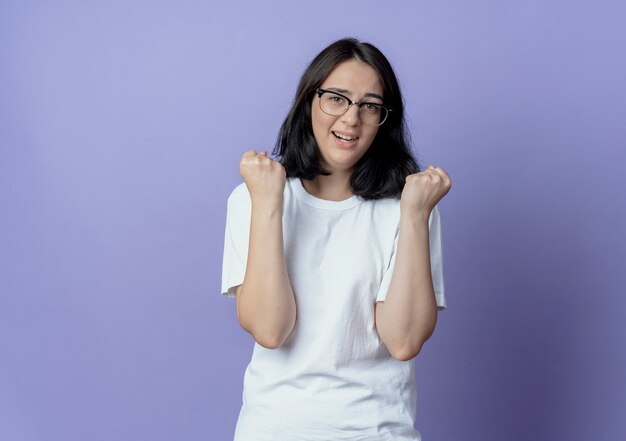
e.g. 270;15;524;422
377;213;438;360
236;201;296;349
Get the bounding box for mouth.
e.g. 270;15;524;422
332;131;359;143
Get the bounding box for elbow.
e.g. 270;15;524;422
387;330;435;361
388;342;424;362
236;285;296;349
238;313;292;349
241;312;296;349
252;329;291;349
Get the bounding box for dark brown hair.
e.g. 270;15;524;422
273;38;420;200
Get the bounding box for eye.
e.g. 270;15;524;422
326;94;347;106
363;103;382;113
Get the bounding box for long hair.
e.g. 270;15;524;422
273;38;420;200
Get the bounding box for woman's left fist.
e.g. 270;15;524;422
400;165;452;218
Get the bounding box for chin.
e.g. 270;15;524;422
316;142;368;172
325;157;362;173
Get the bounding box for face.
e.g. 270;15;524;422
311;59;383;175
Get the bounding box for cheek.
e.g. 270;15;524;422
362;127;380;146
311;108;334;137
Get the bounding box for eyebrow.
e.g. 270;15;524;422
327;87;384;102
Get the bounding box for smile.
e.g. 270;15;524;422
332;131;359;142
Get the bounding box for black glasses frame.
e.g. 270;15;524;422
313;88;393;126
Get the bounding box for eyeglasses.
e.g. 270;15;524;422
314;88;392;127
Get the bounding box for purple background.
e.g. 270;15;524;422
1;1;625;440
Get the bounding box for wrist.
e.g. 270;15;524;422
400;208;430;225
251;197;283;216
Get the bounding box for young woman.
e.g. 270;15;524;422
221;38;451;441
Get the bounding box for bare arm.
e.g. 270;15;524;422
375;213;437;361
375;165;451;361
235;150;296;349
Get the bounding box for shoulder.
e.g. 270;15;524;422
227;182;251;204
367;196;401;215
227;179;295;211
229;178;295;203
374;196;401;209
226;182;251;219
366;199;441;230
357;197;402;234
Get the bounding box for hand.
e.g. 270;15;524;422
239;150;286;206
400;165;452;219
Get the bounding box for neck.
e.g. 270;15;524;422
301;172;353;201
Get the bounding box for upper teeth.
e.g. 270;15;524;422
335;132;356;141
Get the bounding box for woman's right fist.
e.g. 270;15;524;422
239;150;286;206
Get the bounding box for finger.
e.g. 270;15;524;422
430;165;446;178
433;167;452;189
422;169;443;184
259;151;268;157
434;166;450;181
242;149;258;158
425;165;439;176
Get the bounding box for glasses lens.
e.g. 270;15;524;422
319;92;348;116
318;91;388;126
360;103;387;126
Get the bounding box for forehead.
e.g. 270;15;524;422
320;59;383;96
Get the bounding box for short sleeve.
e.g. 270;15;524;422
220;183;252;298
375;205;447;310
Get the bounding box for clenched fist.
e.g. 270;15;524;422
239;150;287;207
400;165;452;219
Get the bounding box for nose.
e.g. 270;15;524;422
341;104;362;126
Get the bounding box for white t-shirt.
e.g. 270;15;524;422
221;177;446;441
